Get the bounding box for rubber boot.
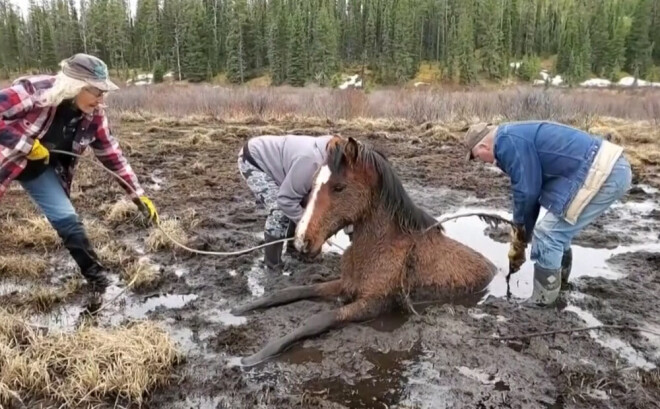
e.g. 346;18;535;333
524;264;561;306
560;248;572;289
285;221;299;256
263;232;284;274
62;231;110;294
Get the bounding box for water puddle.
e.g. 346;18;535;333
438;206;660;300
565;305;656;370
148;169;165;191
246;259;265;297
279;346;324;365
0;282;30;296
200;308;247;326
456;366;504;386
300;346;419;408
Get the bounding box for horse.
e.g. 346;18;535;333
231;136;497;367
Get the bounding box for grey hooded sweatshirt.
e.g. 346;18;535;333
242;134;333;223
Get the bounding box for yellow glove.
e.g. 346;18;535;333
137;196;159;224
26;140;50;163
508;225;527;273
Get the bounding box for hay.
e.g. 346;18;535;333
5;217;60;249
104;199;139;223
185;130;213;146
0;309;181;407
121;260;160;290
4;280;83;313
96;240;133;269
146;218;187;252
0;255;48;280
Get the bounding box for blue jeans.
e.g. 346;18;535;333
530;156;632;270
19;167;99;273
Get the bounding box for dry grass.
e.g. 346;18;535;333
185;129;213;146
96;240;133;269
121;259;160;290
4;217;60;249
0;255;48;280
4;280;83;314
0;309;181;408
107;84;660;124
103;199;139;223
146;218;188;252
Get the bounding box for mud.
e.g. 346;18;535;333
2;118;660;408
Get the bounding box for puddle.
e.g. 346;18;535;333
246;259;265;297
278;346;324;365
148;169;165;191
565;305;656;370
174;266;189;277
456;366;503;386
31;304;87;332
200;308;247;326
301;346;419;408
438;206;660;300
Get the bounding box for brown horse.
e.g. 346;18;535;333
232;136;497;366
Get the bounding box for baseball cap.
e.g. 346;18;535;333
61;53;119;92
464;122;496;161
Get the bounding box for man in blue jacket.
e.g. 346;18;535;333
464;121;632;306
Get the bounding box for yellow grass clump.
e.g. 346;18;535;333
185;129;213;146
146;218;188;252
0;255;48;280
96;240;133;269
6;217;60;249
0;309;181;408
7;280;83;313
121;260;160;290
104;199;139;223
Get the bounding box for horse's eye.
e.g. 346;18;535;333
333;183;346;192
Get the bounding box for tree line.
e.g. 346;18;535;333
0;0;659;86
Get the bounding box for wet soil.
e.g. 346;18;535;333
2;118;660;408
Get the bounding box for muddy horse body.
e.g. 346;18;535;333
232;136;496;366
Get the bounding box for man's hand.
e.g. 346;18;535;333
508;224;527;273
26;140;49;163
135;196;159;224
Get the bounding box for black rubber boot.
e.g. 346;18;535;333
285;221;298;255
263;232;284;274
560;248;573;289
61;230;109;294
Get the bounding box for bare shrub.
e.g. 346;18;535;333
107;84;660;124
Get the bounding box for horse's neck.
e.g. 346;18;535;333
352;204;398;243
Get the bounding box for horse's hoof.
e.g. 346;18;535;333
240;353;268;367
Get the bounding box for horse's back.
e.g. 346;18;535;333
411;232;497;294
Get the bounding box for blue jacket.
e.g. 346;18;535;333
494;121;602;239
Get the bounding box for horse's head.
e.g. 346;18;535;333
294;136;376;256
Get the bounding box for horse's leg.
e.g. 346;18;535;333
231;279;343;315
240;297;390;367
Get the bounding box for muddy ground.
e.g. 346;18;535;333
1;117;660;409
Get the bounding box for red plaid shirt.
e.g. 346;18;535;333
0;75;144;201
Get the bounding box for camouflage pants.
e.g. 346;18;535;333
238;153;290;239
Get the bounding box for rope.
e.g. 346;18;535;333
474;325;660;341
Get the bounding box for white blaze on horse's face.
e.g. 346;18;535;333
295;165;332;252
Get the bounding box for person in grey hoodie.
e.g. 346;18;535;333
237;134;334;272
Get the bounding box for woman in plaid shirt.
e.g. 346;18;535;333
0;53;158;294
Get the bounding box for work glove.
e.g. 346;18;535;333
508;224;527;273
134;196;159;225
26;140;50;163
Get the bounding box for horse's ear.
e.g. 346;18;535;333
344;137;359;166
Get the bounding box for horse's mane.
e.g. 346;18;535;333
328;141;440;233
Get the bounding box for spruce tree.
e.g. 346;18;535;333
181;1;211;82
590;1;610;77
626;0;653;80
481;0;505;79
310;4;339;86
287;7;306;86
456;0;477;84
225;0;247;84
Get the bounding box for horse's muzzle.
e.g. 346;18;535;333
294;237;311;254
